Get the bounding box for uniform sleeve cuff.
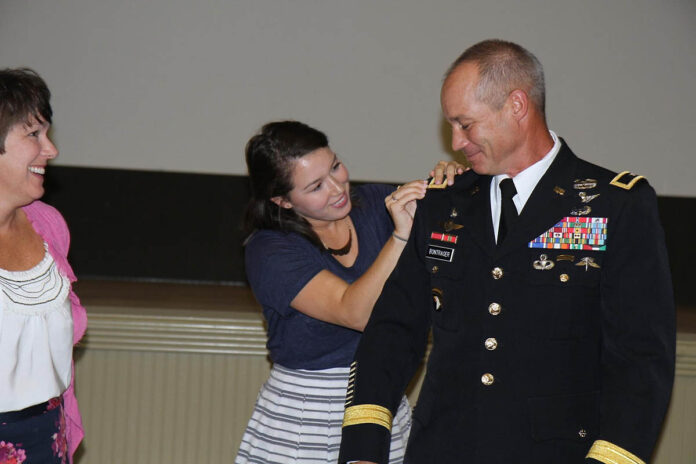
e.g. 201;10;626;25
339;423;392;464
586;440;645;464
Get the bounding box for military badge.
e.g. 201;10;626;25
529;216;608;251
574;178;597;190
427;177;448;189
553;186;566;196
430;232;458;244
576;256;601;271
610;171;645;190
571;205;592;216
578;192;600;203
441;220;464;232
432;288;443;311
533;254;555;270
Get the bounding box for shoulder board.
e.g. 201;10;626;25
609;171;645;190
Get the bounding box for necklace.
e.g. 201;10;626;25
325;225;352;256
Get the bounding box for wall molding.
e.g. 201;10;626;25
80;310;696;375
74;309;696;463
676;337;696;377
79;311;268;356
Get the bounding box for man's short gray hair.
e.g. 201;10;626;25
445;39;546;116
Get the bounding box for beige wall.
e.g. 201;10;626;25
1;0;695;196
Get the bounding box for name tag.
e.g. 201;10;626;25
426;245;455;262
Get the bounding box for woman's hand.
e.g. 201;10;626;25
291;180;426;331
429;160;469;186
385;179;427;240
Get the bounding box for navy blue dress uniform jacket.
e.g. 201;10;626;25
339;142;675;464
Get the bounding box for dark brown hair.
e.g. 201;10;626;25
0;68;53;153
244;120;330;249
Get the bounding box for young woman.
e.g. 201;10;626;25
0;68;86;463
235;120;461;463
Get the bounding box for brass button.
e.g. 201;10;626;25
431;265;439;274
484;338;498;350
578;429;587;438
481;373;495;385
488;302;501;315
560;273;569;282
491;267;503;279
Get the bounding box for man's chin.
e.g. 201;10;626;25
467;162;488;175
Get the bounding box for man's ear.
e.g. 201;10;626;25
270;196;293;209
507;89;529;122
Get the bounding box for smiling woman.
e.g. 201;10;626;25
235;120;435;464
271;147;352;225
0;118;57;204
0;68;86;464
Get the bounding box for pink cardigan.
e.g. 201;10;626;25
23;201;87;463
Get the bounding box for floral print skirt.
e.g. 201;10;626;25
0;397;67;464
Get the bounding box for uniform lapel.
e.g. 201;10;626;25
495;143;579;258
455;176;496;256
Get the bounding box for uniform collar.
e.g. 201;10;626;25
492;130;561;213
490;130;560;240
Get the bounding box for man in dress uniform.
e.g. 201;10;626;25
339;39;675;464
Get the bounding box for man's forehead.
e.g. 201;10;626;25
441;65;480;114
444;63;479;90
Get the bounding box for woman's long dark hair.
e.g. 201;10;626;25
244;120;330;249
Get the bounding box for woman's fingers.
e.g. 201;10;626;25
429;160;469;186
387;180;427;203
385;180;427;236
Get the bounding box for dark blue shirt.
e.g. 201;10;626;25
245;184;394;370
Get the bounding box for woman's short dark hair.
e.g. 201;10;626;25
244;120;330;249
0;68;53;154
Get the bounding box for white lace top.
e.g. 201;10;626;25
0;243;73;412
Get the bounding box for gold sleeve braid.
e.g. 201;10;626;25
342;404;393;431
586;440;645;464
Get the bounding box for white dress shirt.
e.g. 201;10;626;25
490;130;561;241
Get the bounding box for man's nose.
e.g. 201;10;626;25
451;128;469;152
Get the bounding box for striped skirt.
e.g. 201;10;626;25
235;364;411;463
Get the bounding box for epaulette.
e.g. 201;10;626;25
609;171;645;190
